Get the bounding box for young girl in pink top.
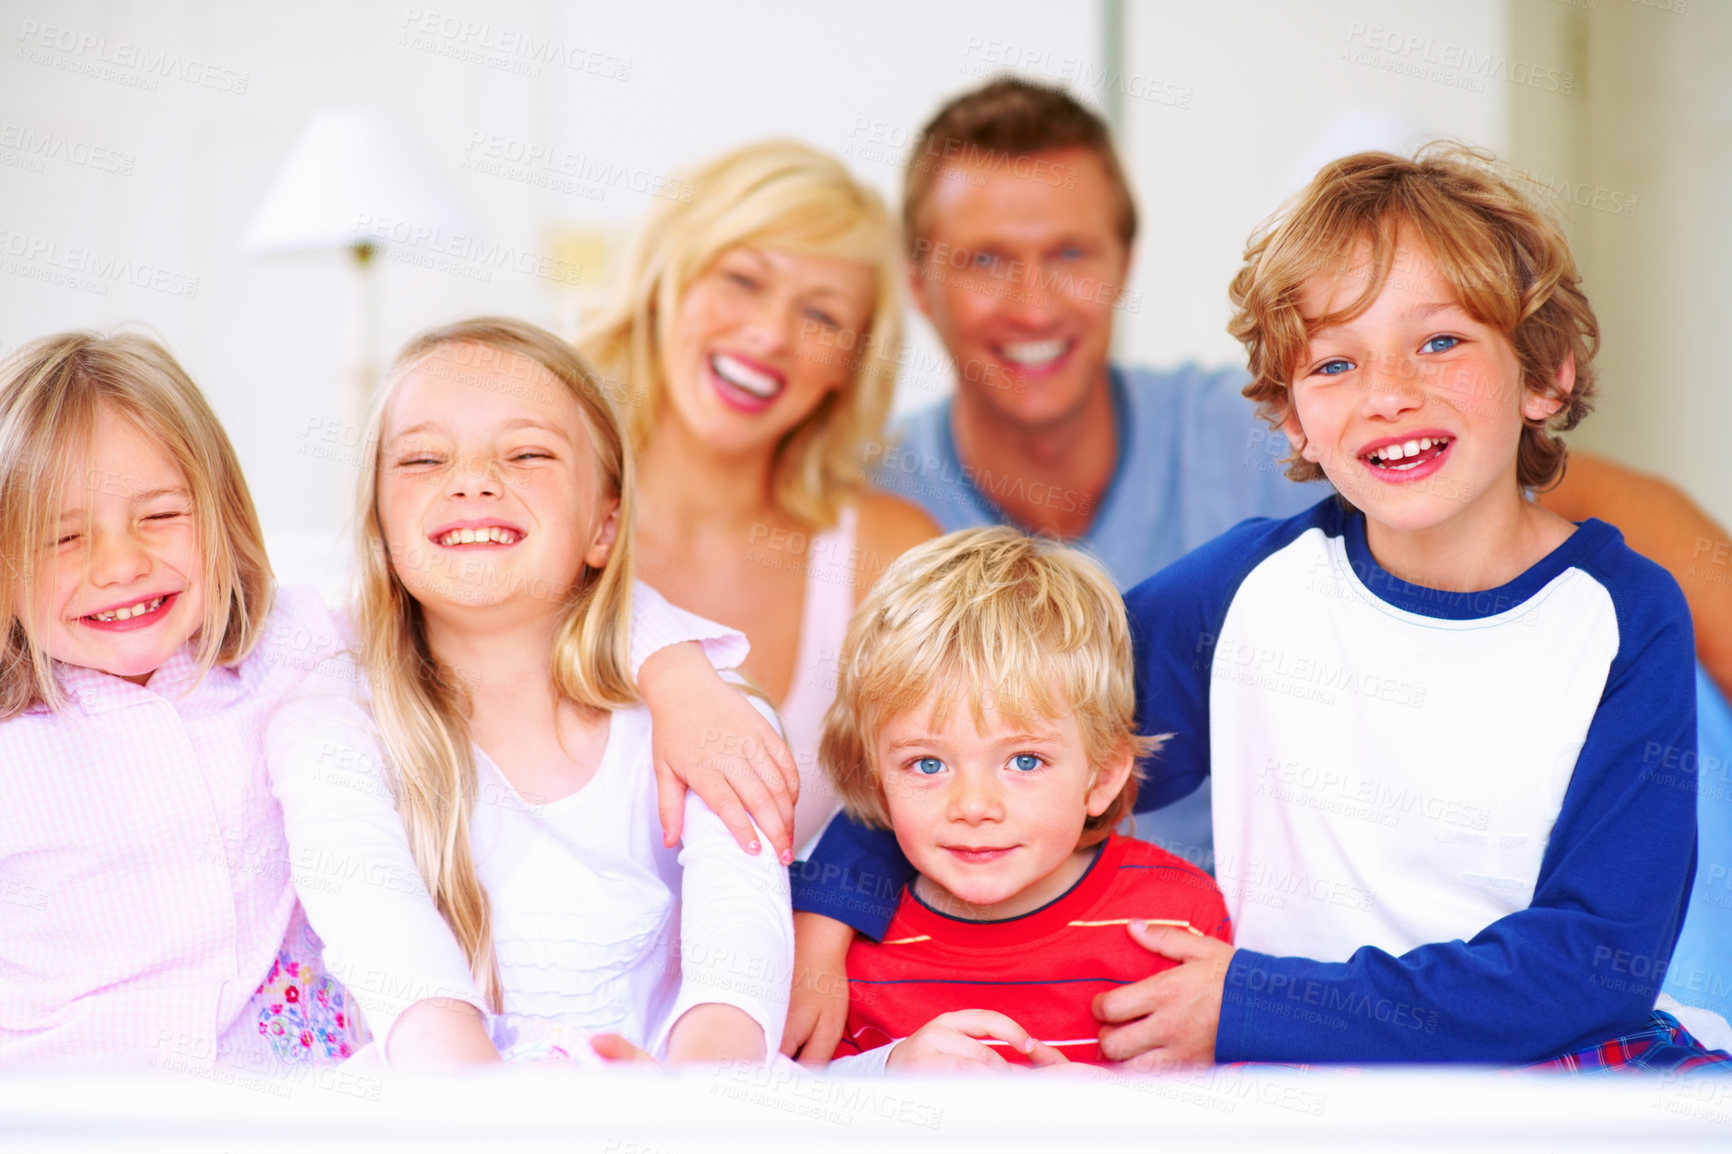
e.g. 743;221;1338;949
0;331;784;1073
0;331;365;1069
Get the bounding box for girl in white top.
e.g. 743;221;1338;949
267;318;791;1068
579;141;939;856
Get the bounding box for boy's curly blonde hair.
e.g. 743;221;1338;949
820;527;1160;849
1228;143;1598;491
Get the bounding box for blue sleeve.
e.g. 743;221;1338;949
792;499;1330;938
1216;551;1700;1063
788;816;914;939
1127;505;1330;813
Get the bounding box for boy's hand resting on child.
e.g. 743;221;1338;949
888;1011;1069;1073
1093;921;1234;1067
781;911;854;1065
639;643;800;863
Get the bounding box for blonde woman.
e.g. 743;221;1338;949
581;140;939;854
268;319;791;1068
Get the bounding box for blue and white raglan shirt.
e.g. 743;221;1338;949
796;498;1700;1064
1133;498;1698;1063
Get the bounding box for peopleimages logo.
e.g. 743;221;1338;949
0;122;134;174
15;20;250;93
0;229;198;298
1342;22;1575;95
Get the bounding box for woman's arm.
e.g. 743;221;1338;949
1538;451;1732;698
264;656;497;1068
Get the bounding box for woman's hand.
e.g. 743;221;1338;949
385;998;502;1071
886;1010;1070;1073
638;643;799;861
1092;922;1232;1068
780;912;854;1065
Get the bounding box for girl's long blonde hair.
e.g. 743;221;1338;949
355;317;638;1011
578;139;903;529
0;331;272;719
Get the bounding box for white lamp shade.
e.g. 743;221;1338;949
242;106;473;255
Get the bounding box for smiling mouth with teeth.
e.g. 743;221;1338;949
437;527;522;547
997;339;1070;368
710;352;782;399
89;595;166;623
1366;436;1451;471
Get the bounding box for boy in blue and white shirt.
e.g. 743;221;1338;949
1091;145;1716;1067
799;145;1725;1068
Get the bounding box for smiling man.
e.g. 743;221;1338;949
786;73;1732;1067
865;77;1732;865
869;78;1331;865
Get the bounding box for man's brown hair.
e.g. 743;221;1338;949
903;76;1138;260
1228;143;1598;491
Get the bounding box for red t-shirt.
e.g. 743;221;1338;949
836;834;1231;1065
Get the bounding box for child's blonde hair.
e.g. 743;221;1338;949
578;139;903;530
0;331;272;719
820;527;1159;848
355;317;637;1012
1228;143;1598;491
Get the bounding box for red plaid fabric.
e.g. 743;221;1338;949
1531;1011;1732;1073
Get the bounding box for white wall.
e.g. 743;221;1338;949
1510;0;1732;528
3;0;1723;591
1116;0;1510;369
0;0;1100;589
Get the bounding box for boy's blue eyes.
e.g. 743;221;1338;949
910;754;1043;774
1314;336;1460;376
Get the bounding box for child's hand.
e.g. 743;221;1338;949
591;1033;658;1065
781;912;854;1066
639;642;799;861
886;1011;1069;1073
1092;921;1233;1067
386;998;502;1070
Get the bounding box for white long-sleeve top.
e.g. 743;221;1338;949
264;588;792;1062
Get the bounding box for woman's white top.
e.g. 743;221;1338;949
264;651;792;1062
774;505;858;853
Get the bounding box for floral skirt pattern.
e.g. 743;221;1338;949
247;905;371;1063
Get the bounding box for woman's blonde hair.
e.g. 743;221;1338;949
1228;143;1598;491
0;331;272;719
820;527;1159;848
355;317;638;1011
578;139;903;529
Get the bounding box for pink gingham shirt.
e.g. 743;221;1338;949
0;587;343;1068
0;581;741;1068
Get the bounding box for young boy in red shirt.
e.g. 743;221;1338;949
819;527;1230;1072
